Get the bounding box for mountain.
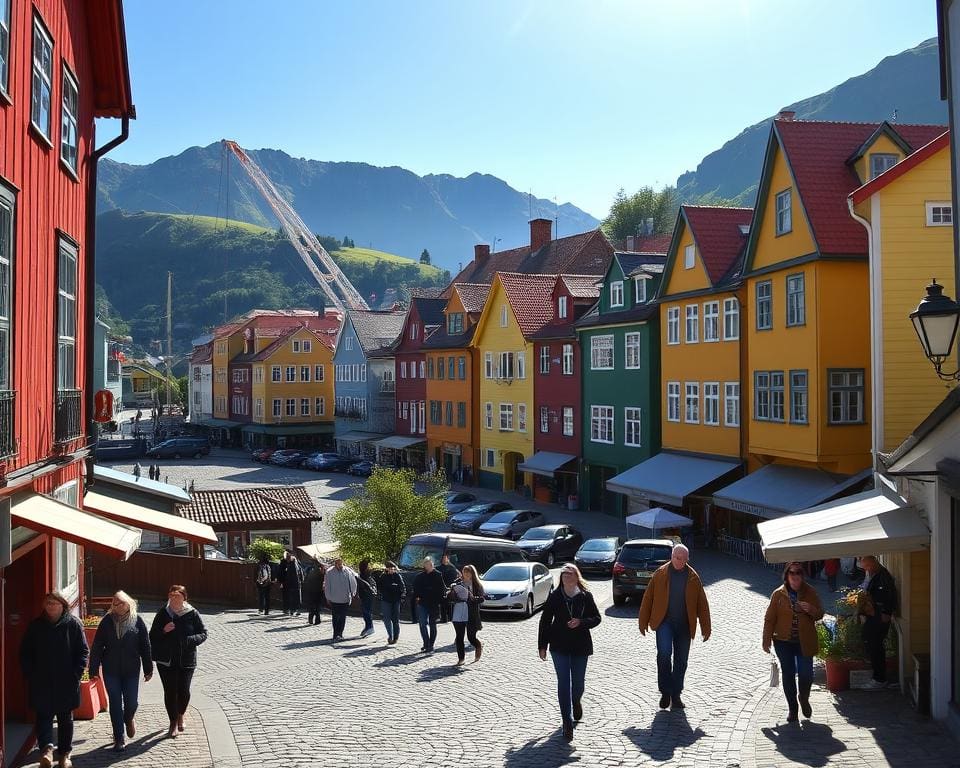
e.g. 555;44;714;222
96;147;600;272
677;38;949;206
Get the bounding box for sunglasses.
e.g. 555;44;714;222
786;569;804;576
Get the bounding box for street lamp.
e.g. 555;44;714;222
910;279;960;380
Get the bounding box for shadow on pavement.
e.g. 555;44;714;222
501;731;579;767
416;664;463;682
282;638;331;650
759;722;846;766
341;646;383;658
622;710;705;761
373;652;423;668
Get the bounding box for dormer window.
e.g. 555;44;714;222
447;313;464;334
558;296;568;319
500;305;508;327
610;281;624;308
869;153;898;179
410;323;419;340
634;277;647;303
775;189;792;235
684;244;695;269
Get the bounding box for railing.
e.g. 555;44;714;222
0;389;15;457
55;388;82;442
334;406;364;419
380;380;395;393
716;533;781;571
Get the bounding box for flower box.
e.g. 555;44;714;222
74;679;103;720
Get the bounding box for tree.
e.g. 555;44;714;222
601;185;678;243
419;248;431;265
330;467;448;564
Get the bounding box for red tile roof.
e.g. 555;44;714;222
627;234;673;254
559;274;602;299
850;130;950;204
682;205;754;285
189;342;213;365
453;283;492;314
178;486;321;527
496;273;559;338
774;119;947;256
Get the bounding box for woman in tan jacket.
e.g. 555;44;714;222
762;562;824;722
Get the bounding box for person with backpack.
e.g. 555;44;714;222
357;559;378;638
303;561;327;625
377;561;406;645
255;554;274;616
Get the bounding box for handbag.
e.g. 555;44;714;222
769;660;780;688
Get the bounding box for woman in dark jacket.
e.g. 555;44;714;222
303;561;327;625
20;592;88;768
538;564;601;742
89;591;153;750
149;584;208;738
377;561;406;644
357;559;378;638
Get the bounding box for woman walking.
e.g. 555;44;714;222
762;561;824;722
357;559;378;638
150;585;208;738
89;591;153;751
377;561;406;645
538;564;601;742
303;561;327;625
450;564;485;666
255;554;274;615
20;592;88;768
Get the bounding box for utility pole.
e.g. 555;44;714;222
166;271;173;418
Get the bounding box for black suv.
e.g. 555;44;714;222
146;437;210;459
611;539;673;605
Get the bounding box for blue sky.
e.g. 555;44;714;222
109;1;938;219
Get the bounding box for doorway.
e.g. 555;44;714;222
502;452;523;491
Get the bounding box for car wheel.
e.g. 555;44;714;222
524;594;534;618
613;593;627;606
546;552;555;567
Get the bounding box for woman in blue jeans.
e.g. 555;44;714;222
377;561;406;644
89;591;153;751
538;564;601;741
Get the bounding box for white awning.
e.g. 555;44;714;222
12;493;141;560
606;452;741;506
92;464;192;503
84;491;218;545
757;487;930;564
373;436;426;450
297;541;340;561
517;452;577;478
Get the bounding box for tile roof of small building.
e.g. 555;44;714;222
616;253;667;278
189;342;213;365
421;327;475;350
496;273;560;338
349;309;406;354
177;486;321;526
851;130;950;204
628;234;673;254
412;297;448;328
560;275;602;299
574;301;659;329
453;283;491;314
682;206;754;285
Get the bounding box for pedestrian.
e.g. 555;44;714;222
277;550;304;616
823;558;840;592
323;557;357;642
637;543;711;711
133;461;142;479
762;562;824;722
303;561;327;625
537;564;601;742
858;555;898;689
149;585;208;739
377;561;405;645
437;554;460;623
450;564;485;666
255;554;274;616
357;559;378;638
88;591;154;750
412;556;446;653
19;592;88;768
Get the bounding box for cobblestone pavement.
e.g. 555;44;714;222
58;550;959;768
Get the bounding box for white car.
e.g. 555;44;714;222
479;561;554;618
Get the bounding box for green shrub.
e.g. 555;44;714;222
248;538;286;562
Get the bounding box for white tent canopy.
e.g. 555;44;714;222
625;507;693;536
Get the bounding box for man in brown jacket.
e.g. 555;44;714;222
638;544;711;710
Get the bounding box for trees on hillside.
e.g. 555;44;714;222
420;248;431;265
602;185;678;242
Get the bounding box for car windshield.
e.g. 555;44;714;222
520;528;555;541
486;511;515;524
459;505;489;516
619;545;672;565
397;543;444;569
482;564;530;581
580;539;616;552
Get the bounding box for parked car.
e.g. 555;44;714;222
477;509;547;540
346;460;375;477
444;491;478;516
479;561;554;617
611;539;674;605
251;448;276;463
574;537;624;575
448;501;513;533
515;525;584;567
269;449;307;467
145;437;210;459
303;454;356;472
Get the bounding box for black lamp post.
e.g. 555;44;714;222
910;279;960;380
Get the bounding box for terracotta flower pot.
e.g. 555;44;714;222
824;658;871;691
83;625;98;647
74;679;102;720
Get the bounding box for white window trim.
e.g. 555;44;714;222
703;381;720;426
624;332;641;370
666;382;680;423
685;304;699;344
590;335;615;370
724;382;740;427
684;381;700;424
624;407;642;447
684;244;695;270
775;189;792;235
590;405;614;444
703;301;720;343
666;306;680;346
925;201;954;227
610;281;624;308
558;295;568;319
634;277;647;303
723;297;740;341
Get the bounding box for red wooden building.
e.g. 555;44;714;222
0;1;135;761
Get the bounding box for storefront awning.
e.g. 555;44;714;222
757;487;930;563
93;464;191;503
84;490;218;544
374;435;426;450
12;493;141;560
518;452;577;478
606;453;741;506
335;431;386;444
297;541;340;560
204;418;244;429
713;466;872;520
242;423;335;435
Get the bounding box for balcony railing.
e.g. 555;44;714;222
0;390;15;458
55;388;82;442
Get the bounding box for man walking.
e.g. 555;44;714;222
277;551;304;616
638;544;711;710
323;558;357;642
412;557;447;653
859;555;898;689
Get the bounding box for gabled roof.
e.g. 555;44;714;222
573;301;659;329
492;273;559;338
178;487;321;527
190;342;213;365
421;327;475;350
412;297;447;328
348;309;406;354
615;252;667;280
628;234;673;254
559;275;602;299
681;205;754;286
850;131;951;204
453;283;492;314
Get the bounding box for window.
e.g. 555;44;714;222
408;401;416;433
447;313;464;334
610;281;624;307
540;406;549;433
419;361;425;378
300;365;311;382
724;382;740;427
215;368;226;384
410;323;419;340
590;335;614;370
300;398;310;416
316;397;325;416
31;19;53;140
869;153;898;179
485;402;493;429
517;352;526;379
684;244;695;269
60;67;79;174
926;201;954;226
703;382;720;425
400;361;407;378
703;301;720;342
0;187;13;391
418;401;425;432
590;405;614;443
445;401;453;426
302;340;312;353
754;372;771;420
252;529;293;548
685;305;699;343
634;277;647;303
500;305;508;327
292;340;301;353
790;370;808;424
486;449;495;468
666;382;680;422
756;280;772;330
517;403;527;432
558;296;568;319
498;351;515;380
457;402;466;427
458;356;465;379
499;403;514;431
53;482;79;602
255;398;263;418
775;189;792;235
786;273;805;326
625;332;641;369
285;398;296;417
624;407;641;447
562;407;574;436
409;361;416;379
0;0;9;96
667;307;680;345
484;352;493;379
285;366;296;382
437;356;445;380
540;345;551;374
829;369;865;424
345;335;353;351
253;366;264;384
684;382;700;424
193;366;201;382
448;357;456;380
272;399;282;417
771;371;785;422
57;239;77;390
723;298;739;340
427;357;434;379
562;344;573;375
430;400;441;425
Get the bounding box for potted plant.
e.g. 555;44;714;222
74;671;105;720
81;614;100;647
817;588;896;691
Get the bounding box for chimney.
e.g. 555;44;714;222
777;110;796;121
530;218;552;251
474;243;490;264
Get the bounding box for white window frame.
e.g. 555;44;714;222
517;403;527;432
775;189;792;235
285;398;296;417
255;398;264;418
303;340;312;353
684;382;700;424
31;18;53;141
0;0;10;97
684;243;695;269
272;398;282;417
253;529;294;548
786;273;805;327
484;351;493;379
634;277;647;303
624;332;641;369
300;365;311;382
292;339;301;353
666;306;680;345
926;201;954;227
723;298;740;340
60;65;79;175
562;406;574;437
400;361;407;378
703;301;720;342
590;405;614;444
703;382;720;426
499;402;514;431
539;345;550;374
666;382;680;422
500;305;508;327
316;397;325;416
562;344;574;375
486;449;496;468
724;382;740;427
285;365;296;383
517;352;526;380
345;334;353;351
53;480;79;604
418;401;425;433
590;335;614;370
540;406;549;433
624;407;641;447
685;304;699;344
869;153;899;179
485;401;493;430
558;295;568;319
610;281;624;308
300;398;310;417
